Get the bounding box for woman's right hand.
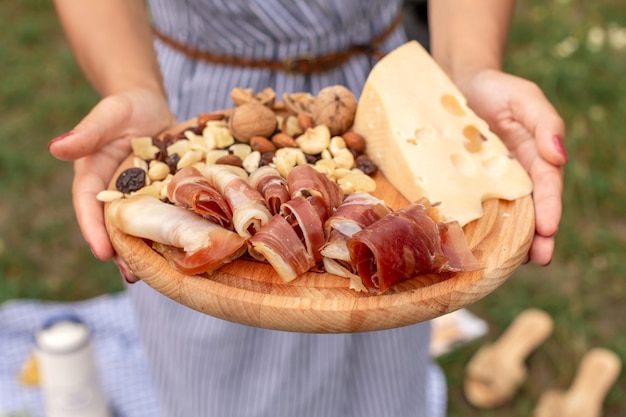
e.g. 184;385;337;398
48;88;177;266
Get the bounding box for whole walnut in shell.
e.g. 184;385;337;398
228;102;277;143
311;85;358;136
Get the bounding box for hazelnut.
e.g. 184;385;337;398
311;85;358;136
228;102;277;143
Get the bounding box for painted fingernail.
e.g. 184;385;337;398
552;135;568;162
48;131;74;150
117;262;139;284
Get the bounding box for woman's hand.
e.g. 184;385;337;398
48;88;177;268
455;69;567;265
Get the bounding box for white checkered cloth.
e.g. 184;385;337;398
0;292;447;417
0;293;162;417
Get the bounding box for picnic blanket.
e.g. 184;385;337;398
0;292;161;417
1;291;485;417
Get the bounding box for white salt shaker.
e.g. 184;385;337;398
35;314;112;417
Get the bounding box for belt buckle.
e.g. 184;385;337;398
283;54;317;75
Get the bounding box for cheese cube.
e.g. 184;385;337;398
353;41;533;226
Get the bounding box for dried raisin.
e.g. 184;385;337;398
355;155;378;176
115;167;146;193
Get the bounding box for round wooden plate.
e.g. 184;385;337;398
105;120;535;334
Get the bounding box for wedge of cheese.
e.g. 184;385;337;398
353;41;532;226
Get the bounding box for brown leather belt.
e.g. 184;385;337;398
152;14;403;74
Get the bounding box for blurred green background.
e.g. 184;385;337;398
1;0;624;416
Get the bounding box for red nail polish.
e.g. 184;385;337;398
553;135;568;162
48;131;74;149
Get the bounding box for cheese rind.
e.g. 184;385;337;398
353;41;533;226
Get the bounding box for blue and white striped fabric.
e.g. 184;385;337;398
149;0;406;120
131;1;448;416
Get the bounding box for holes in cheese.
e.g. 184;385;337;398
352;41;533;226
462;125;486;153
441;94;467;117
450;152;476;176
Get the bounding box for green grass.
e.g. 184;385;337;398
0;0;624;416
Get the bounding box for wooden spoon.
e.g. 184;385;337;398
464;308;554;408
533;348;622;417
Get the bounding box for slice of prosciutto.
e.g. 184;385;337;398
319;193;391;291
107;195;246;275
347;198;480;294
199;164;272;238
167;166;232;229
248;214;315;282
280;196;326;263
287;164;345;211
324;192;391;237
248;166;290;215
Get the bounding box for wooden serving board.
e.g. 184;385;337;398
105;120;535;334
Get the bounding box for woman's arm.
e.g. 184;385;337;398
428;0;515;80
50;0;176;264
53;0;165;96
427;0;567;265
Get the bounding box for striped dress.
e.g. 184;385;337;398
131;1;447;415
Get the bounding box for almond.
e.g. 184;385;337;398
271;132;297;148
197;112;226;126
342;131;366;153
215;154;243;167
250;136;277;154
297;112;314;130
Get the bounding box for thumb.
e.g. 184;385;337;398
48;95;136;161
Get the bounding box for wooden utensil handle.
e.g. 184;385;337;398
567;348;622;404
493;309;553;361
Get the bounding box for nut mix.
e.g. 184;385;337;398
98;86;379;203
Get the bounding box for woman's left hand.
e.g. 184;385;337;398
456;69;567;266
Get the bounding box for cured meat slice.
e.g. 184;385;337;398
321;230;368;292
199;164;273;238
167;166;232;228
107;195;246;275
324;192;391;237
281;197;326;263
320;193;391;291
248;214;315;282
248;166;290;215
287;164;345;211
347;199;480;294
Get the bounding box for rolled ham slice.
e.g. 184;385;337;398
248;166;290;215
347;198;480;294
281;196;326;263
287;164;345;211
199;164;273;238
324;192;391;237
320;193;391;291
167;166;232;229
248;214;315;282
107;195;246;275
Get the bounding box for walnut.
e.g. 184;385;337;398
282;92;315;115
228;102;278;143
231;87;277;107
311;85;358;136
